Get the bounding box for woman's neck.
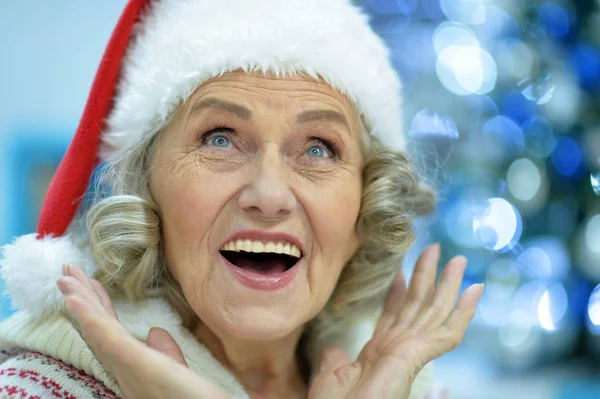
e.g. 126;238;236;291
193;322;308;398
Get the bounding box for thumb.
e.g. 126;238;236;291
146;327;188;367
318;345;350;375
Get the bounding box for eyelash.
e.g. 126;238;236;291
198;125;233;145
309;137;339;158
199;126;340;158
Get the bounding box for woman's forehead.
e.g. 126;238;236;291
188;70;358;115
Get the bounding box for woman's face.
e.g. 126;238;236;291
150;71;363;340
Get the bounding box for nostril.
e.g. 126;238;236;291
241;205;293;220
238;176;297;218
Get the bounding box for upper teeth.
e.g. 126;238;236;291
221;239;301;258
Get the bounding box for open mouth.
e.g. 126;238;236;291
220;251;299;275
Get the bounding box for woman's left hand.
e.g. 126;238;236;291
56;265;229;399
308;243;483;399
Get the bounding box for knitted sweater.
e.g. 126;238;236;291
0;297;435;399
0;349;118;399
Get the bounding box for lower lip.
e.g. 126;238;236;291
221;254;301;291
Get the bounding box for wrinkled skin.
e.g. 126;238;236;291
58;243;481;399
148;72;366;396
58;73;482;398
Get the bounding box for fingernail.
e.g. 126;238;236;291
428;242;441;259
467;283;484;297
62;264;71;276
454;255;467;264
57;276;77;295
453;255;468;269
56;278;66;294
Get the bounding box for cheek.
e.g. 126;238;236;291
299;174;361;310
151;157;236;283
304;172;362;264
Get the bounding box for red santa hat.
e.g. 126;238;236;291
1;0;404;317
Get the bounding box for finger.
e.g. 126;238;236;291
58;276;118;338
394;243;440;329
63;289;228;399
67;264;97;294
62;293;132;375
374;272;407;335
62;264;101;307
411;256;467;331
57;276;105;314
441;283;483;337
318;345;350;375
146;327;188;367
90;279;119;320
60;265;112;318
64;293;169;381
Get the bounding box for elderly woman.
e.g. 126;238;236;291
0;0;482;398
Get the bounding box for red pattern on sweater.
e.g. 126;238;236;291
0;384;40;398
0;351;117;399
17;352;116;397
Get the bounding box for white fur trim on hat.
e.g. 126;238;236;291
101;0;404;162
0;234;97;318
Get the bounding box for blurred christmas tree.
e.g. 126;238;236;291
361;0;600;372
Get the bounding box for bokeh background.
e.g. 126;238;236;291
1;1;599;398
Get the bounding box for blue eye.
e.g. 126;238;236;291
307;144;330;158
210;135;231;147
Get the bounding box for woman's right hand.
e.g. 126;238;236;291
57;264;229;399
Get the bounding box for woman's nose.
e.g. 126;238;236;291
238;146;297;220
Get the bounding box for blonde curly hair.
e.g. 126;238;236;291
79;82;435;367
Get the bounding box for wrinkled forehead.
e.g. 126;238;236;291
177;70;370;146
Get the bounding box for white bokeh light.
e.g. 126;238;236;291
519;74;555;105
485;258;521;300
518;247;552;280
477;5;519;40
495;39;534;80
436;45;498;95
408;108;459;139
433;22;479;54
507;158;541;201
440;0;486;25
587;285;600;335
585;214;600;254
518;236;571;281
592;172;600;195
498;309;534;349
575;214;600;282
537;283;568;331
542;71;581;127
473;198;522;251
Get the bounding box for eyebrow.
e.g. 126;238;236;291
190;98;350;133
190;98;252;120
296;110;351;133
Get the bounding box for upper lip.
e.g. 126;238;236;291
220;230;305;256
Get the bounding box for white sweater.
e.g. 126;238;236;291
0;297;434;398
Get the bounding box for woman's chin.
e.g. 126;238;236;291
220;310;303;341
